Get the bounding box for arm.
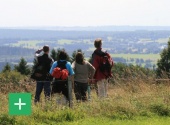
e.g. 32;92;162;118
71;61;76;71
92;54;100;70
88;62;96;79
35;48;43;61
67;62;75;76
67;62;75;88
49;61;57;74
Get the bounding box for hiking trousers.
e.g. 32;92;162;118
34;81;51;103
95;79;108;98
51;81;69;100
74;81;88;101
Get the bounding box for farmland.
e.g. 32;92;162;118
0;29;169;70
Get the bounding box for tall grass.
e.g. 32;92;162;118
1;71;170;124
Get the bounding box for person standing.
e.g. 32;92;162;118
34;45;54;103
91;38;113;97
72;52;95;102
49;50;74;101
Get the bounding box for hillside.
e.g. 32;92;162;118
1;67;170;124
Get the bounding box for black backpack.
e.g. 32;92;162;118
31;55;53;81
30;63;46;81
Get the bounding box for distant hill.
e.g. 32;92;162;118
0;28;170;40
1;26;170;31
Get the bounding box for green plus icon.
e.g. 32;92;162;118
9;93;31;115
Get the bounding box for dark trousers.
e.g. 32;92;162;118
34;81;51;103
74;81;88;101
51;81;68;100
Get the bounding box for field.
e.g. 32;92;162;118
1;74;170;125
10;40;43;49
111;54;160;66
111;54;160;61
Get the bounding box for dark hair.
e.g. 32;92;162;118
94;38;102;48
43;45;49;52
59;50;67;60
76;52;84;65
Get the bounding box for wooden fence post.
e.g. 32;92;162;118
68;76;73;108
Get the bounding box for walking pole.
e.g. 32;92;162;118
68;76;73;108
87;82;91;101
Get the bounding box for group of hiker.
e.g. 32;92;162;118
32;38;114;104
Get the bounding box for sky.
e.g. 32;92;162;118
0;0;170;27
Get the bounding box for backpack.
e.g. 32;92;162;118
30;55;53;81
52;61;69;80
31;63;53;81
94;50;114;77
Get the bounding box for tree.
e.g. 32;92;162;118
50;49;57;61
50;48;71;62
156;38;170;78
2;63;11;72
14;57;30;75
31;58;38;71
88;56;92;64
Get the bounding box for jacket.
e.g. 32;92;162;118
92;48;110;82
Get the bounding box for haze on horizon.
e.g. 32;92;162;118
0;0;170;27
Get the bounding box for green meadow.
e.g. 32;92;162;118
111;54;160;61
1;73;170;125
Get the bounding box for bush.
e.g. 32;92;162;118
150;104;170;116
0;71;25;84
0;114;16;125
113;106;135;120
112;63;155;79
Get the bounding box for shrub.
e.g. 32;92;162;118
150;104;170;116
0;71;25;84
0;114;16;125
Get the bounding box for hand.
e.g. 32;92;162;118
36;48;43;54
88;78;94;84
35;73;42;77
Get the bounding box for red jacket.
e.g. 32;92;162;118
92;48;111;82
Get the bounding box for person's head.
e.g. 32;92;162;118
59;50;67;60
94;38;102;48
43;45;50;53
76;52;84;64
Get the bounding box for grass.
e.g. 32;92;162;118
11;40;44;49
156;38;169;43
10;39;92;47
57;39;73;45
1;72;170;124
111;54;160;61
57;39;93;45
49;117;170;125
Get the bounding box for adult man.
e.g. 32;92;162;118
34;45;53;103
91;38;113;97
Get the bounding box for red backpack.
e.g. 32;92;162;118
94;50;114;78
52;61;69;80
